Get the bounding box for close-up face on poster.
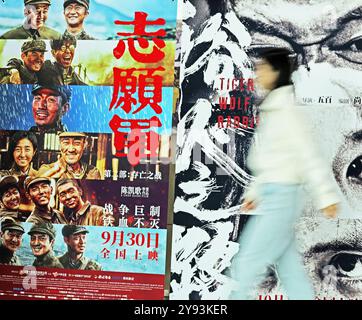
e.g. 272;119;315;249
170;0;362;301
0;0;361;303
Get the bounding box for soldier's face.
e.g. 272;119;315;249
60;137;86;165
34;4;49;28
65;233;87;254
13;138;36;171
64;3;88;27
57;182;82;210
52;42;75;68
30;233;53;256
228;0;362;299
1;187;20;211
1;230;23;252
28;182;52;207
32;88;62;127
21;51;45;72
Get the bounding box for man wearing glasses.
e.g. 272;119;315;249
63;0;95;40
38;37;86;86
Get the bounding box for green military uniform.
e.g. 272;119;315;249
62;0;94;40
24;176;68;224
0;243;22;265
63;29;96;40
37;132;101;180
38;61;86;86
58;251;102;270
0;164;38;178
0;26;61;40
0;40;47;85
0;176;26;222
26;207;67;224
38;161;101;180
33;250;64;268
58;225;101;270
29;122;68;134
66;201;105;226
28;221;64;268
0;208;26;223
0;1;60;40
0;219;25;266
29;84;71;133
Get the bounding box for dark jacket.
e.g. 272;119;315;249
0;243;21;266
58;252;102;270
33;250;64;268
37;61;86;86
0;25;61;40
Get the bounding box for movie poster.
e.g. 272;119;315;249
170;0;362;300
0;0;177;300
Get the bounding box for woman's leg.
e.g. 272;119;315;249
229;184;302;300
276;240;315;300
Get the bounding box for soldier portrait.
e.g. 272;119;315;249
0;176;24;222
28;222;64;268
30;84;71;133
0;0;61;40
0;218;25;266
56;179;112;226
0;40;47;85
58;225;101;270
63;0;95;40
25;176;67;224
37;37;86;86
37;132;101;180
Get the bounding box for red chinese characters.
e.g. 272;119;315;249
110;12;166;166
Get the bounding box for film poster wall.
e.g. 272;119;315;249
170;0;362;300
0;0;177;300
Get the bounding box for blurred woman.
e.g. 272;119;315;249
229;49;340;300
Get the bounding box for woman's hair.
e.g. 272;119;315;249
258;48;294;89
8;131;38;164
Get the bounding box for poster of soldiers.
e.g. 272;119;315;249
0;0;177;300
170;0;362;300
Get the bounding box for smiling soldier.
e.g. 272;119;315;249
58;225;101;270
37;132;101;180
37;37;86;86
28;222;64;268
0;40;47;85
0;176;23;222
29;84;71;133
25;176;67;224
0;0;61;40
63;0;95;40
0;219;25;266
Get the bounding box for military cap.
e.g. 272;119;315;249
24;0;51;5
58;132;86;139
62;225;89;237
64;0;89;10
0;175;20;199
28;222;56;239
21;40;48;54
24;176;51;193
50;37;77;50
31;84;72;103
1;218;25;234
